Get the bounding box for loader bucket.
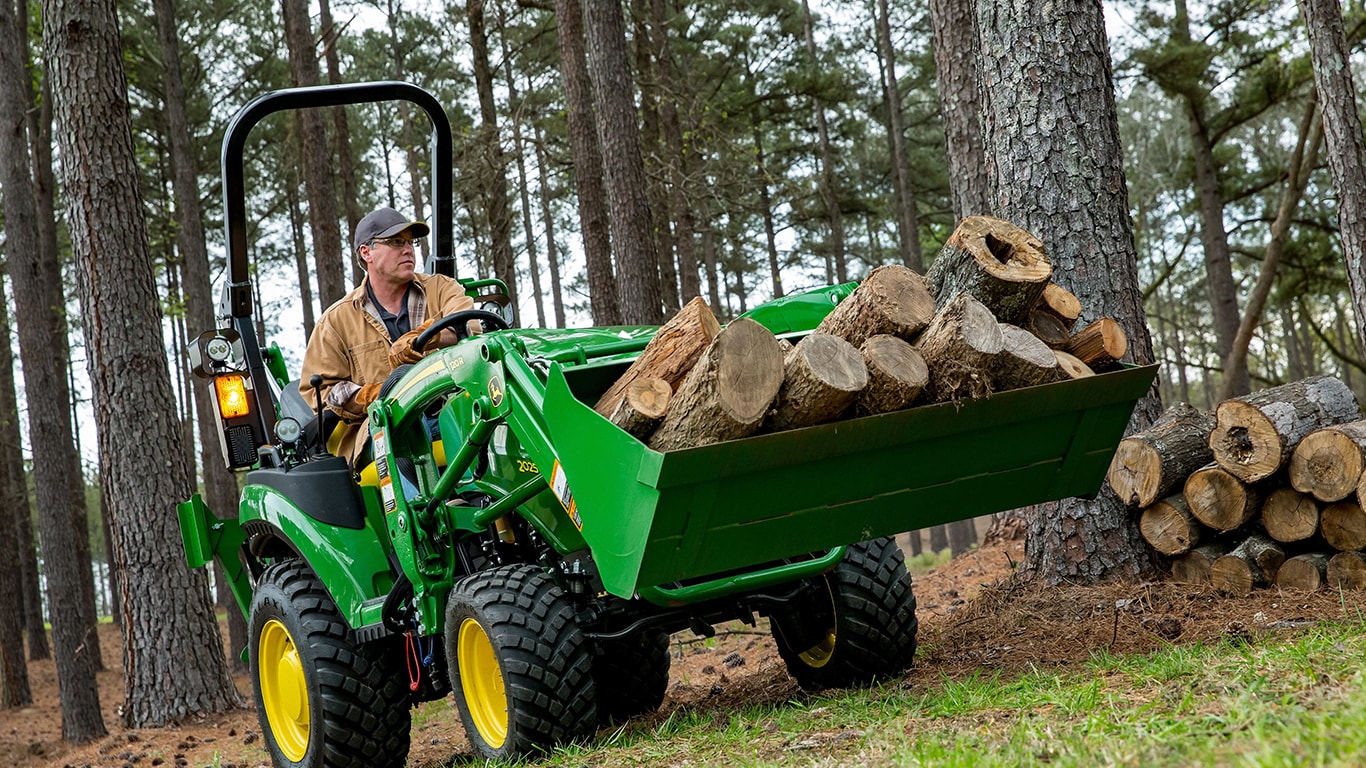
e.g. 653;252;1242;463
542;363;1158;600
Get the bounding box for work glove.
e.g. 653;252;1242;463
389;318;436;368
335;383;382;422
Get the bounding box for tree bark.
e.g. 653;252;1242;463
1107;401;1213;509
927;216;1051;326
874;0;922;271
1138;495;1200;556
977;0;1160;583
0;278;30;708
1299;0;1366;362
594;297;720;417
1210;375;1360;483
281;0;345;306
915;293;1003;403
815;265;935;348
856;334;928;415
1185;463;1264;533
928;0;989;218
43;0;239;729
532;120;567;328
752;118;785;297
1289;421;1366;503
469;0;518;309
648;319;784;450
555;0;620;325
582;0;663;324
1260;488;1321;544
318;0;363;285
947;519;975;556
801;0;849;281
993;323;1061;391
766;333;867;432
499;21;545;327
651;0;701;301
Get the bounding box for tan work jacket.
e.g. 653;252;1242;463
299;272;474;465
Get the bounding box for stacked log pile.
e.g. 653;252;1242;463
592;215;1137;452
1107;375;1366;593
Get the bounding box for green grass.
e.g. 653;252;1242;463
905;547;956;574
522;617;1366;768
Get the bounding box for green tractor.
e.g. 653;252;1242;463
179;82;1156;767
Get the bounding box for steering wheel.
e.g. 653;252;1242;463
413;309;511;353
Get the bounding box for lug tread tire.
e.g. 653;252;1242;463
250;560;410;768
446;564;597;759
591;629;671;724
774;537;918;690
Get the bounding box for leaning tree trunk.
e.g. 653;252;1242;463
977;0;1160;584
42;0;239;729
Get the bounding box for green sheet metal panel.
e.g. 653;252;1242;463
543;363;1157;598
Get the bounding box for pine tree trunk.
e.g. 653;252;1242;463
532;121;567;328
44;0;239;729
977;0;1159;584
651;0;701;301
318;0;364;286
0;274;31;708
874;0;922;272
928;0;989;218
499;23;546;328
752;119;785;298
803;0;850;280
469;0;518;310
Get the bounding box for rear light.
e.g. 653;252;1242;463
215;374;251;418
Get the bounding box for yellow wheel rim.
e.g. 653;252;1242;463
458;618;507;749
259;619;310;762
798;628;837;668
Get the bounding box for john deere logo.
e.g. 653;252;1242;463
488;376;505;407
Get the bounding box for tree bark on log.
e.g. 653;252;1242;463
1321;499;1366;551
1275;552;1330;591
1171;543;1227;585
1053;350;1095;380
1185;463;1265;532
1107;402;1214;508
1260;488;1321;543
855;334;927;415
926;215;1052;325
594;296;719;418
1138;494;1200;556
1290;420;1366;502
1209;374;1361;483
1028;309;1070;348
1062;317;1127;370
608;377;670;439
916;293;1003;402
1327;550;1366;589
766;333;868;432
647;318;783;451
1037;282;1081;327
993;324;1061;391
814;264;936;347
1210;534;1285;595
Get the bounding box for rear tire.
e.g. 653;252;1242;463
770;537;918;690
591;629;671;724
445;564;597;759
249;560;411;768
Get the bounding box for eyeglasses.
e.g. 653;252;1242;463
370;236;418;249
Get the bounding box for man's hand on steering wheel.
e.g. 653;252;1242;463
388;310;511;368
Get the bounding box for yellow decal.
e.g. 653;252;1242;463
549;461;580;530
516;460;539;474
488;376;505;408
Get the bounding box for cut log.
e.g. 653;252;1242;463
1171;543;1227;585
766;333;868;432
993;324;1062;391
594;296;720;418
926;215;1052;325
1275;552;1331;591
1106;402;1215;508
1184;463;1264;533
814;264;936;347
1290;420;1366;502
1208;375;1361;483
916;294;1004;403
1260;488;1320;543
1210;534;1285;595
1053;350;1095;380
1138;494;1201;556
1037;283;1081;327
1028;309;1071;349
1320;499;1366;552
608;377;671;440
647;318;783;451
855;335;928;415
1062;318;1128;370
1326;551;1366;589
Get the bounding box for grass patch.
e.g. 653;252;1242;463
528;617;1366;767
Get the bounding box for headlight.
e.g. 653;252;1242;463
274;417;302;444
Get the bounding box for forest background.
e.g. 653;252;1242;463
1;0;1365;749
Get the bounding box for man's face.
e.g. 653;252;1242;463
361;231;418;286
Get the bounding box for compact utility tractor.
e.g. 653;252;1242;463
179;82;1157;767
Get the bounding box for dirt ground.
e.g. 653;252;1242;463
6;536;1358;768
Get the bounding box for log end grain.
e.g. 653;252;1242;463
1327;551;1366;589
1321;500;1366;552
1260;488;1321;543
1210;556;1257;596
1054;350;1095;380
1185;463;1260;533
1139;495;1200;556
1063;317;1128;370
1107;437;1162;508
767;333;869;431
1040;282;1082;324
1275;553;1329;591
1290;426;1366;502
856;334;927;415
815;264;936;346
945;215;1051;283
1209;400;1282;483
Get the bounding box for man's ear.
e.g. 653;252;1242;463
357;244;372;270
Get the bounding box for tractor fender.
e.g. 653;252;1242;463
239;483;396;631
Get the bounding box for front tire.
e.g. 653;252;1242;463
769;537;918;690
249;560;411;768
445;564;597;760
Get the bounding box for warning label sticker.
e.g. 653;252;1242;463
549;461;581;530
374;430;396;514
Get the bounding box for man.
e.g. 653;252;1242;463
299;207;474;464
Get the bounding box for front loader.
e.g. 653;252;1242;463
178;82;1157;767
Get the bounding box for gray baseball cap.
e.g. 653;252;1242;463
354;207;430;254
